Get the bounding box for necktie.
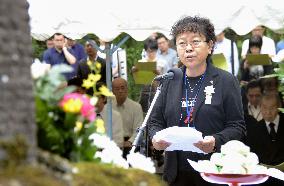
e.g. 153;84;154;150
269;123;277;142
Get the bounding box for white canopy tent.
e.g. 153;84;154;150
28;0;284;141
28;0;284;41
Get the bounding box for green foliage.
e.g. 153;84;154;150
32;38;46;59
113;33;144;101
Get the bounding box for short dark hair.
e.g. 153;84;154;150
156;33;168;41
246;80;262;93
144;38;158;51
249;35;262;49
170;16;216;49
53;33;66;39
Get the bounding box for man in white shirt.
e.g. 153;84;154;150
214;31;239;76
241;25;276;59
112;78;144;158
156;34;179;73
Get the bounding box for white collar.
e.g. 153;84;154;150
248;102;260;110
265;114;280;132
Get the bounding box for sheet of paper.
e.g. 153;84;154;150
211;53;228;71
153;126;205;153
133;62;156;84
246;54;272;66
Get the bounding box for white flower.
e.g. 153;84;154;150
210;153;223;166
192;140;267;175
221;140;250;156
90;133;128;168
244;152;259;167
220;163;247;174
197;160;219;173
221;152;247;168
95;147;128;169
90;96;98;106
127;152;156;173
246;165;267;174
30;59;50;79
89;133;113;149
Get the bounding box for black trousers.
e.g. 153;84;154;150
169;170;226;186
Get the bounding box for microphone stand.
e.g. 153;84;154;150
130;83;163;154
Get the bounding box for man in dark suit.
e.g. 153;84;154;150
246;93;284;186
76;40;106;85
243;80;263;121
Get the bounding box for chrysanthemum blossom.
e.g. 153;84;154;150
127;152;156;173
30;59;50;79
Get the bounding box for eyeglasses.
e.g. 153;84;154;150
176;40;207;49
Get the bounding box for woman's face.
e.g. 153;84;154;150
176;32;213;70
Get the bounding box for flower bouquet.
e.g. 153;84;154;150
31;60;155;173
188;140;284;186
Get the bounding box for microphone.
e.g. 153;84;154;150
154;71;174;81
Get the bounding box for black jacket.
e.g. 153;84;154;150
77;56;106;84
247;113;284;166
148;61;246;183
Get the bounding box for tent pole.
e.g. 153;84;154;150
105;35;130;140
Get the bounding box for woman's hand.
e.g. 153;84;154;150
194;136;216;153
152;138;171;151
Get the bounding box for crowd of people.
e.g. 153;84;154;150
36;16;284;185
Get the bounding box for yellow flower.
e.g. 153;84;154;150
95;62;102;70
82;79;95;89
87;60;92;67
96;119;105;134
88;74;101;82
74;121;83;133
99;85;114;97
62;98;83;113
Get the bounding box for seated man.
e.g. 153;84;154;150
96;94;124;148
112;78;144;158
246;93;284;163
247;93;284;186
243;80;263;121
